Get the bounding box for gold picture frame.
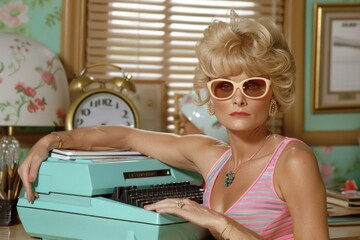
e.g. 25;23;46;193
131;80;167;132
312;3;360;113
283;1;357;146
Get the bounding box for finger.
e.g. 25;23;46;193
28;152;47;183
144;198;188;212
18;164;34;203
24;182;35;203
18;151;45;202
144;198;176;210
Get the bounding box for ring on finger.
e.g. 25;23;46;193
176;200;185;209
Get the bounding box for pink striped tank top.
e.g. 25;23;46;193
203;137;296;239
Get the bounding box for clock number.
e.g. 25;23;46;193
122;109;129;119
76;118;84;127
102;98;113;107
90;99;101;108
80;108;91;116
89;97;118;108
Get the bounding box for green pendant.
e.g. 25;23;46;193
224;171;235;187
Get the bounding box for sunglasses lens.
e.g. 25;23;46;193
211;81;234;99
243;79;268;98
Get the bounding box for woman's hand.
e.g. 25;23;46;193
144;198;228;234
17;134;56;202
144;198;263;239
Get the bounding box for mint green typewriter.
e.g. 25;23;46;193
17;155;211;240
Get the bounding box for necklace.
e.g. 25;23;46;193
224;134;272;187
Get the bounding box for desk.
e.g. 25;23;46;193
1;222;359;239
0;223;33;240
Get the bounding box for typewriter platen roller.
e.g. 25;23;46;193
17;157;212;240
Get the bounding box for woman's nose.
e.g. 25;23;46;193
233;88;246;106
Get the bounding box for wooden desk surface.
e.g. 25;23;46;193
0;223;33;240
1;222;359;239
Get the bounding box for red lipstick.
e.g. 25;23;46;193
230;111;250;117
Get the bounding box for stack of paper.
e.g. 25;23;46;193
50;149;147;161
326;188;360;226
327;189;360;209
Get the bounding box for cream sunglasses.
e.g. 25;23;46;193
207;77;272;100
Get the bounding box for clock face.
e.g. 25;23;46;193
67;90;139;129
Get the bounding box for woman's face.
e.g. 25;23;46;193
210;72;273;132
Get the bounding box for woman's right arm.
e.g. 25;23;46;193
18;125;224;203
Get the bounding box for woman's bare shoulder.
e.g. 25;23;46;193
280;138;315;163
275;137;320;184
274;137;324;200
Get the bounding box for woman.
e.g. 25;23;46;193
18;10;329;239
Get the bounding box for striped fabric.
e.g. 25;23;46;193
203;137;296;239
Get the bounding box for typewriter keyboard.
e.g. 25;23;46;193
110;181;204;207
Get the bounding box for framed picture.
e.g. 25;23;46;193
312;3;360;113
283;1;358;146
130;80;167;132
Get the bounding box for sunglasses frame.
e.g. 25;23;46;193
207;77;272;100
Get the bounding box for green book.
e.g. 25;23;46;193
328;215;360;226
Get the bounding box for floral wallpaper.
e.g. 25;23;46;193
0;0;67;142
314;146;360;188
0;0;66;127
0;0;62;53
0;35;67;125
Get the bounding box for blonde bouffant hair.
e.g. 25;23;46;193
193;10;296;112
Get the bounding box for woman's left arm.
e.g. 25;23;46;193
276;141;330;240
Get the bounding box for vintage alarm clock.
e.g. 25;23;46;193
65;63;140;130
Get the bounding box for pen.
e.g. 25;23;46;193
0;188;7;200
7;163;18;198
0;163;8;194
12;173;21;199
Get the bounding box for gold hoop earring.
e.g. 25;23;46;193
269;98;278;117
207;100;215;115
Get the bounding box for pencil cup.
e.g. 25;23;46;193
0;198;18;226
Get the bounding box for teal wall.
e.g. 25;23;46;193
305;0;360;187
